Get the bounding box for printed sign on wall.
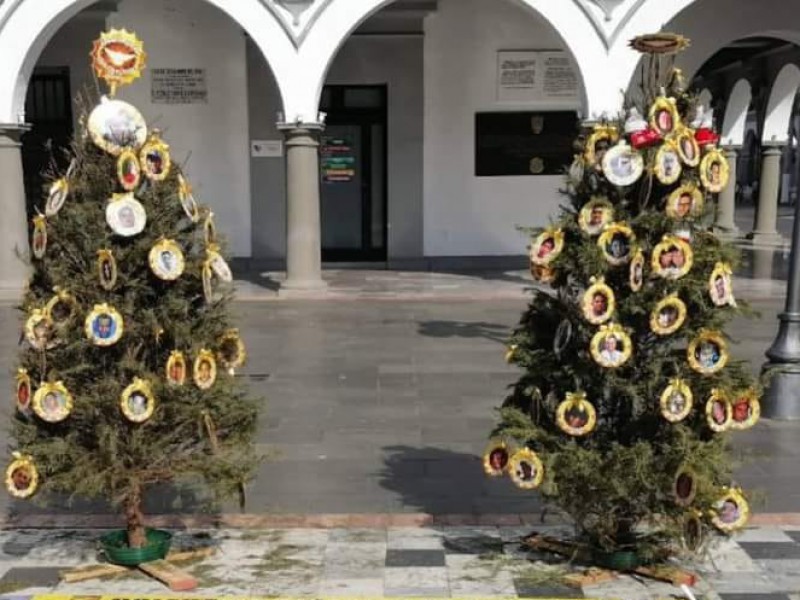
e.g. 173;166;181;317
497;50;579;104
320;138;356;183
151;68;208;104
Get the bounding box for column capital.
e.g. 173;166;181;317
0;123;31;147
762;143;787;153
277;121;325;133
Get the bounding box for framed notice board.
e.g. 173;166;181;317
475;111;578;177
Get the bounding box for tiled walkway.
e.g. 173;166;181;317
0;526;800;598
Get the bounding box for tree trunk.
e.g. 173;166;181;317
125;487;147;549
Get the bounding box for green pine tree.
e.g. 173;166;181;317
10;34;259;550
490;35;759;561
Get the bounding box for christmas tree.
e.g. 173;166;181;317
7;29;259;553
487;34;759;562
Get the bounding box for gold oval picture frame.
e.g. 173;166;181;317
602;142;644;187
87;97;147;156
530;263;556;284
530;229;564;267
206;247;233;283
584;125;619;167
555;392;597;437
666;183;704;220
709;262;736;308
140;133;172;182
578;197;614;236
688;331;729;375
650;294;687;336
706;389;732;432
45;178;69;217
45;289;77;328
105;192;147;237
16;368;32;413
5;453;39;499
194;349;218;390
700;147;730;193
730;389;761;431
166;350;188;386
660;379;694;423
651;236;693;280
598;223;636;266
177;174;201;223
649;96;681;137
84;303;124;347
508;448;545;490
116;149;141;192
32;381;73;423
676;128;700;167
148;238;185;281
711;488;749;532
654;144;682;185
629;249;645;292
203;211;217;246
32;216;47;260
674;467;698;507
217;329;247;374
97;249;118;291
120;378;155;424
590;323;633;369
483;440;512;477
581;279;615;325
24;309;54;351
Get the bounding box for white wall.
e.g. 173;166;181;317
110;0;251;257
423;0;582;257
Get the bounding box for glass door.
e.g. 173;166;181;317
319;85;387;262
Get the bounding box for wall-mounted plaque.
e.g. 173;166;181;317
475;111;579;177
151;68;208;104
497;50;580;104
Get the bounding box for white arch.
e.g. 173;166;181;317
763;63;800;144
0;0;295;123
289;0;611;123
721;79;752;147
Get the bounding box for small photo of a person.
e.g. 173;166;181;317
160;250;174;273
33;230;45;253
33;319;50;344
197;360;213;385
600;335;624;364
697;341;720;369
657;109;673;133
43;391;63;415
709;161;722;186
675;473;693;499
516;460;535;482
489;448;508;471
711;399;727;425
714;275;727;302
610;154;634;178
536;237;555;259
92;314;116;340
681;137;696;161
588;206;605;228
608;234;629;259
632;262;643;285
675;192;693;218
11;466;31;491
719;499;740;524
17;383;30;406
657;305;679;328
661;152;678;178
101;260;113;282
565;405;588;429
169;360;184;382
594;138;610;167
128;392;147;416
658;245;685;275
732;400;751;423
591;292;608;318
118;206;136;229
146;151;164;175
667;391;686;415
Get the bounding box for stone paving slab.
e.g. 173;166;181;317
0;525;795;597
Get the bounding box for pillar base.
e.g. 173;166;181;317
280;277;328;293
750;231;786;247
762;362;800;420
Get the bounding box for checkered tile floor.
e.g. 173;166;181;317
0;526;800;598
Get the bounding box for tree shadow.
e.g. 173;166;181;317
417;320;511;344
379;445;546;516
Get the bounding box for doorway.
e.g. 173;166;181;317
22;67;74;219
319;85;387;262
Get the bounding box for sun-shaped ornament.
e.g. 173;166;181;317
90;29;147;96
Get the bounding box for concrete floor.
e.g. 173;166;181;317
0;277;797;519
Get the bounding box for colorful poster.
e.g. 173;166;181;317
321;138;356;183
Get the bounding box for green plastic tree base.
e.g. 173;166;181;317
100;528;172;566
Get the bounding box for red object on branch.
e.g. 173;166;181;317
695;128;720;147
630;127;662;149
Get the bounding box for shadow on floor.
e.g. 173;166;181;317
417;320;512;344
379;445;545;516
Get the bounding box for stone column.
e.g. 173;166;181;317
751;145;786;245
278;123;327;291
0;124;31;293
714;146;740;237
